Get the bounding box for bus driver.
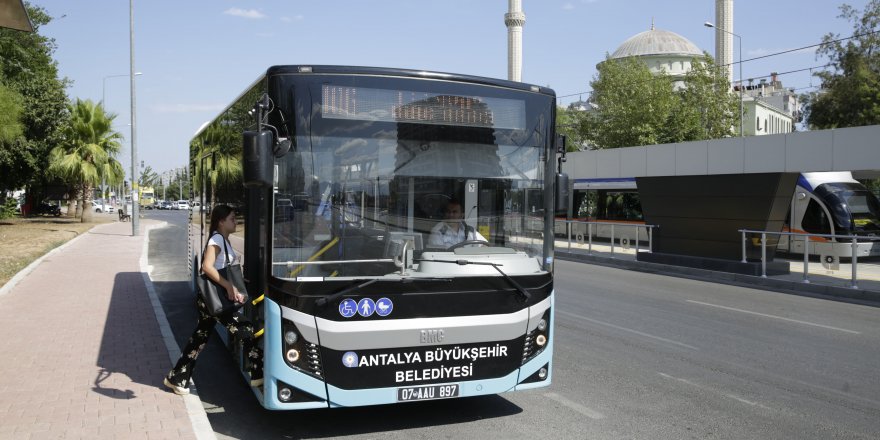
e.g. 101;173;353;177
428;199;486;248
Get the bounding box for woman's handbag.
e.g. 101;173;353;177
196;233;249;317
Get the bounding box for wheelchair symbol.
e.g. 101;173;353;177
339;299;357;318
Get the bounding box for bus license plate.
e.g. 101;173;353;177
397;384;459;402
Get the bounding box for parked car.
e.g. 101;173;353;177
177;200;190;211
92;201;115;213
156;200;172;210
34;202;61;217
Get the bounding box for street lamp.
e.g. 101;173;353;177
130;0;139;236
101;73;141;214
704;21;743;137
102;72;142;106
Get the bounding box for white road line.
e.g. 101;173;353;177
685;300;861;335
544;392;605;419
658;373;771;411
558;310;699;351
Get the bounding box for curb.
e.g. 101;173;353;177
556;250;880;308
140;221;217;440
0;225;93;298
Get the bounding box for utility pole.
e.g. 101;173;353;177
129;0;139;235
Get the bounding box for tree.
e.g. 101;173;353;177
48;99;124;222
579;54;737;149
0;83;23;143
139;165;159;188
672;55;740;141
807;0;880;129
192;121;242;208
0;4;69;202
556;106;590;152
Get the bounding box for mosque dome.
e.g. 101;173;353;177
610;28;703;60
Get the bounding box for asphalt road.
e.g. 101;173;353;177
146;212;880;439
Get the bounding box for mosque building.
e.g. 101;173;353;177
566;7;798;140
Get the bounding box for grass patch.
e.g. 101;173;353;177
0;215;112;289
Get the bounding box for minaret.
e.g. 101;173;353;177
505;0;526;82
715;0;734;86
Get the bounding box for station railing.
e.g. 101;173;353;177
738;229;880;289
557;220;659;258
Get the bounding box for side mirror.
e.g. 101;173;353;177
274;138;292;158
555;172;569;217
243;130;273;187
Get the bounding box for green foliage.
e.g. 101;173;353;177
556;106;589;152
808;0;880;129
0;197;18;219
675;55;741;141
577;54;737;149
0;3;69;195
139;165;159;187
0;83;23;142
48;99;124;221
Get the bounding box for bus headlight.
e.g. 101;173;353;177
522;310;551;365
278;387;292;402
286;349;300;363
284;330;299;345
283;320;324;378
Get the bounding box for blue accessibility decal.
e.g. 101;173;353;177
357;298;376;317
339;299;357;318
375;297;393;317
342;351;358;368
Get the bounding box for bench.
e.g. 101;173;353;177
118;210;131;222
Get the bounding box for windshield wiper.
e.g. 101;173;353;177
315;279;380;308
413;259;532;301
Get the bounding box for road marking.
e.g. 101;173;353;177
685;300;861;335
544;392;605;419
658;372;771;411
558;310;699;351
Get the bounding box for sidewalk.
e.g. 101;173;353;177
0;220;208;439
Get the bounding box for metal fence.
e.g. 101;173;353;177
557;220;659;257
738;229;880;289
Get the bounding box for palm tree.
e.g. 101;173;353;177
192;121;242;209
49;99;124;222
140;165;159;188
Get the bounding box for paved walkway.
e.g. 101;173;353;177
0;220;209;440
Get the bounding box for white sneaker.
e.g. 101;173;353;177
164;377;190;395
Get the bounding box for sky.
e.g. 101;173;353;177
33;0;868;181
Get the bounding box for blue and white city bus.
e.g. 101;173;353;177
189;66;564;410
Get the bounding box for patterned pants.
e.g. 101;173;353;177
166;296;263;387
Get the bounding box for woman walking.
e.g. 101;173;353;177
163;204;263;395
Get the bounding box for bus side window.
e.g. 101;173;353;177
801;199;831;235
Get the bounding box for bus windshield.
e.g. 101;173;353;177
270;75;553;280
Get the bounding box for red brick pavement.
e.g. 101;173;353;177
0;220;199;439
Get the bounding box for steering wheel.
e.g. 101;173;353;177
448;240;490;251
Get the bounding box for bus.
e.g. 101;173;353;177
189;65;562;410
140;186;155;208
